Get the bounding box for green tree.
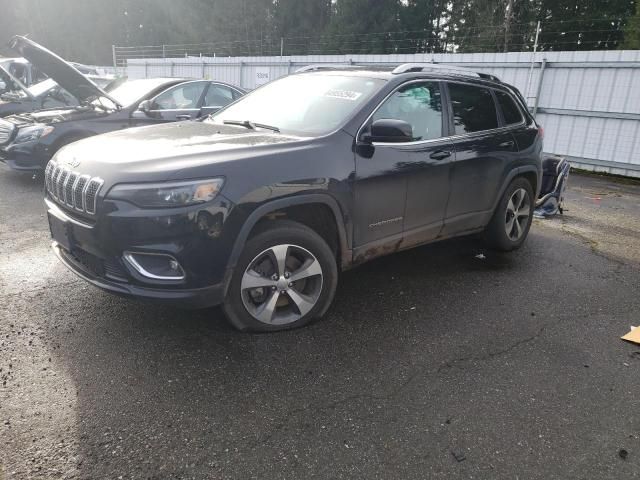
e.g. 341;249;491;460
399;0;451;53
323;0;403;54
535;0;635;51
621;7;640;48
273;0;332;55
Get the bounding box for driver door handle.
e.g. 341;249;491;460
176;114;192;120
429;150;452;161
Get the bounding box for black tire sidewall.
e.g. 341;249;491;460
484;177;534;251
223;220;338;332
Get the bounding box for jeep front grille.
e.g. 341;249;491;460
45;161;103;215
0;120;14;145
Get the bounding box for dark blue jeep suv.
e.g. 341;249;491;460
44;63;543;331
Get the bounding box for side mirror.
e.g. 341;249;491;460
138;99;152;113
370;118;413;143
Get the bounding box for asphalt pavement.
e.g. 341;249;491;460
1;165;639;479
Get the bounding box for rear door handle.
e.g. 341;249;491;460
499;140;515;148
176;114;192;120
429;150;452;161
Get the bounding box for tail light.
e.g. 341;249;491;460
538;125;544;140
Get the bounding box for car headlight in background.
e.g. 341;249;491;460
106;178;224;208
13;125;55;144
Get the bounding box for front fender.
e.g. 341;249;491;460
221;193;351;296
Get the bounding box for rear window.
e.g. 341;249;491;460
495;90;523;125
448;83;498;134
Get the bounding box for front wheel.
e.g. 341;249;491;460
223;220;338;332
483;177;534;251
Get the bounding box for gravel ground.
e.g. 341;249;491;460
1;166;639;480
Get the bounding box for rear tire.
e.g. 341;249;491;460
483;177;534;251
223;220;338;332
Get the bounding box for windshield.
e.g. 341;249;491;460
91;80;156;109
208;74;385;136
0;67;28;98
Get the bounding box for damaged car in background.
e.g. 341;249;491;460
0;66;79;117
0;36;244;172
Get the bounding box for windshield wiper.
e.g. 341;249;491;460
223;119;280;133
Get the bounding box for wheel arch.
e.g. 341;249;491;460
223;194;351;294
492;165;540;212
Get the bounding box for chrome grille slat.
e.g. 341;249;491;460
65;172;79;207
84;179;103;215
74;175;90;211
57;170;69;201
44;162;53;192
45;161;103;216
51;165;62;200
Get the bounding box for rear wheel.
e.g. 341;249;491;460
483;177;534;251
223;220;338;332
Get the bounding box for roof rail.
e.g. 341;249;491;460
391;63;501;82
295;64;357;73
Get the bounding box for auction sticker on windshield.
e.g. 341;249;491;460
323;89;363;101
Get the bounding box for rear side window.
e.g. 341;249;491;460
448;83;498;134
204;84;240;108
495;90;523;125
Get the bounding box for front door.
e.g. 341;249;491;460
353;81;452;255
133;81;209;125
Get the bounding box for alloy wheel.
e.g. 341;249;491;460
505;188;531;241
240;244;323;325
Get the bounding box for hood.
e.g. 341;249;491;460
53;121;307;180
8;36;122;107
0;65;33;100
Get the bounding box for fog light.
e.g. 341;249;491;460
123;252;186;280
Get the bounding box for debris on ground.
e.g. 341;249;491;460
474;253;486;260
451;450;466;462
621;326;640;345
619;449;628;460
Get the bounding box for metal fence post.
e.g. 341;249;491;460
532;58;547;118
112;45;117;73
239;61;244;88
170;62;175;77
280;37;284;57
526;21;541;105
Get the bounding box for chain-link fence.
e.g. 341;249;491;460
112;19;632;67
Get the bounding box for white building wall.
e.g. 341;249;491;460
124;50;640;177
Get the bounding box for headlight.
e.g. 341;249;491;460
13;125;54;144
107;178;224;208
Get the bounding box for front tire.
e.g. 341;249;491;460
483;177;534;251
223;220;338;332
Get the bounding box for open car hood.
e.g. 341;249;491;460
0;64;33;100
8;36;122;108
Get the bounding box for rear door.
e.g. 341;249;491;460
143;81;209;123
442;82;517;235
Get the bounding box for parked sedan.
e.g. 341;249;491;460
0;36;244;172
0;73;79;117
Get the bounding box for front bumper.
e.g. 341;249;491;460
45;192;234;309
0;139;49;171
52;242;224;308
